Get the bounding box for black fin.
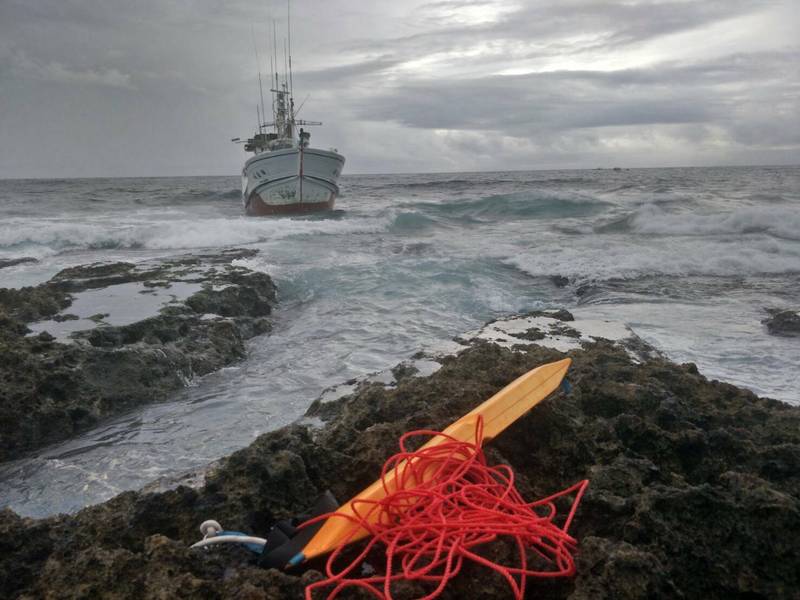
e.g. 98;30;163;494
258;490;339;570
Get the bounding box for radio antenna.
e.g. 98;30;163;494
272;20;279;91
251;25;266;132
287;0;294;96
283;38;288;91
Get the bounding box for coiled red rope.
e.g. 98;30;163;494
302;417;589;600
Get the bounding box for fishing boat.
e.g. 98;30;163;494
234;22;345;216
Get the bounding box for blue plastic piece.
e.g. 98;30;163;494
288;552;305;567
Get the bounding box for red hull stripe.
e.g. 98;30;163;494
246;193;334;216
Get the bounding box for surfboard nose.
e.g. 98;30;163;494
295;357;573;563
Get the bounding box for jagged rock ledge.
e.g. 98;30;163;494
0;249;276;462
763;308;800;337
1;311;798;599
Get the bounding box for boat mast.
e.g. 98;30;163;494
269;27;276;124
258;71;266;131
286;0;294;97
238;7;304;153
284;39;292;138
266;7;294;144
251;25;267;133
245;0;318;149
272;19;281;136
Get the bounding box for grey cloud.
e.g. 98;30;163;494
0;0;796;177
5;46;134;89
346;0;767;67
297;56;404;87
354;50;798;138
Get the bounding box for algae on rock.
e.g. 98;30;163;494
0;249;276;462
1;334;798;599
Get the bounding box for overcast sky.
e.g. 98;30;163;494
0;0;797;177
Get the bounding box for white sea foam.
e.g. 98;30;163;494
505;235;800;283
0;215;388;255
628;204;800;240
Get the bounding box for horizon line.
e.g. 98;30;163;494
1;162;799;182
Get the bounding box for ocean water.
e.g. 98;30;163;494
0;166;798;517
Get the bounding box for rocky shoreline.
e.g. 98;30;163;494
0;249;276;462
1;311;798;599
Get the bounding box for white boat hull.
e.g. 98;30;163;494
242;147;345;216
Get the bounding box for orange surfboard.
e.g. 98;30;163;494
291;357;572;565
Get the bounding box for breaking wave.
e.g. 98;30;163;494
388;211;440;233
383;176;597;190
506;234;800;284
594;205;800;240
402;192;612;223
0;215;387;256
627;204;800;240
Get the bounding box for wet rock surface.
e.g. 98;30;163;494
0;257;38;270
1;333;798;599
763;308;800;337
0;249;275;462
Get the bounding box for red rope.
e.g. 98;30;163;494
303;417;589;600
